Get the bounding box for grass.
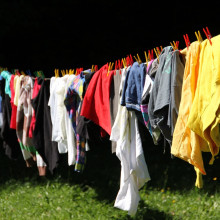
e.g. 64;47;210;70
1;126;220;220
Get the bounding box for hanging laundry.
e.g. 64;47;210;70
148;46;173;145
0;71;20;159
80;64;114;136
63;74;77;166
168;49;185;135
9;74;19;129
109;69;122;153
29;77;42;138
16;75;47;175
64;71;88;172
187;35;220;165
171;41;209;189
110;67;150;216
31;77;59;174
48;75;70;154
121;62;146;112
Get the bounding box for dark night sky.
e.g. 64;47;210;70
0;0;219;76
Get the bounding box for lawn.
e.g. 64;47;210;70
1;130;220;220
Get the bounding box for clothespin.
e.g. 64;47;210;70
69;69;74;75
183;34;190;49
133;55;139;64
114;60;118;75
198;31;203;42
154;48;159;62
54;69;59;78
107;62;111;76
144;51;148;65
203;26;212;45
160;46;163;51
61;70;65;76
21;71;26;76
156;47;161;55
137;54;142;64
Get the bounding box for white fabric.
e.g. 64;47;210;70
142;74;153;98
110;67;151;216
48;76;69;154
36;153;47;167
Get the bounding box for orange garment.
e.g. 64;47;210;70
187;36;220;161
171;41;208;177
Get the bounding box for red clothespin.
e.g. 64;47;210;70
129;54;133;66
203;26;212;45
94;65;98;71
183;34;190;49
149;49;154;60
126;55;130;66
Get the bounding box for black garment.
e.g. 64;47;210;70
31;78;59;174
0;78;20;159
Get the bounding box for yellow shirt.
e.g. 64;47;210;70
171;42;208;176
187;35;220;158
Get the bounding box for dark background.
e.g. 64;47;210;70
0;1;219;76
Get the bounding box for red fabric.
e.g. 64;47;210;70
29;78;41;138
10;75;17;129
80;64;114;135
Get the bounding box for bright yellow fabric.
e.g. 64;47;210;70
171;41;208;176
187;35;220;159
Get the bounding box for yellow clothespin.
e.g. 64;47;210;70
137;54;142;64
123;58;127;67
173;41;177;50
54;69;59;78
154;48;159;62
144;51;148;67
198;31;203;42
195;30;203;43
133;55;139;64
21;71;26;76
107;62;111;76
170;42;175;50
61;70;65;76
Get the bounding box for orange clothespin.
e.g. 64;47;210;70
203;26;212;45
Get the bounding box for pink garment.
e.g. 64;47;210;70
146;59;154;73
10;75;17;129
29;78;41;138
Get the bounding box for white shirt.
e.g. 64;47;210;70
110;67;151;215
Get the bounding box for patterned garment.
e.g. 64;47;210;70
16;76;36;166
64;72;86;172
140;104;153;135
16;76;46;174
